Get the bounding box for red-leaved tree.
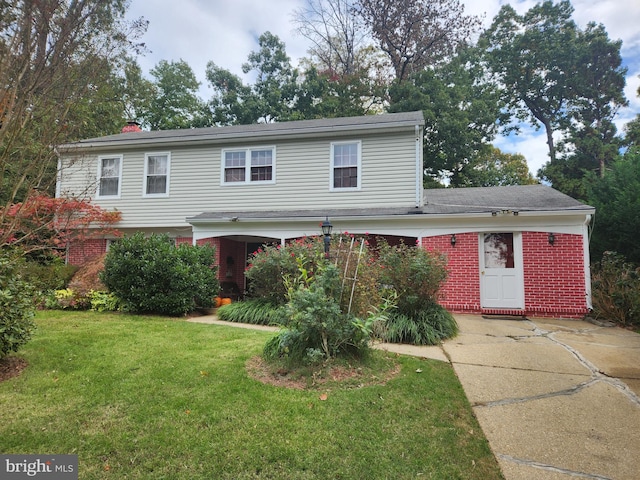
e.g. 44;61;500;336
0;194;121;256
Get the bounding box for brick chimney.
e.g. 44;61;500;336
121;121;142;133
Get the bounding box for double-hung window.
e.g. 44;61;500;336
330;141;361;190
97;155;122;198
144;152;170;197
222;147;275;185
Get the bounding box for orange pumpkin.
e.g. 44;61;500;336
213;297;222;308
220;297;232;306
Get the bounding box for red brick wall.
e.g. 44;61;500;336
421;233;481;313
522;232;588;318
67;238;107;265
421;232;589;318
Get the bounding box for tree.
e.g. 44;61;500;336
0;0;145;253
292;0;368;77
623;81;640;148
389;47;506;186
458;147;537;187
0;195;121;256
355;0;481;82
585;149;640;265
206;32;299;125
481;1;627;171
142;59;207;130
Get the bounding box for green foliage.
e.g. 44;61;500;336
45;288;91;310
389;47;506;186
264;261;393;365
381;304;458;346
481;0;626;171
585;149;640;264
591;252;640;327
216;298;287;326
0;253;37;359
44;289;120;312
142;59;209;130
101;233;219;316
245;239;321;305
20;258;78;292
88;291;120;312
376;240;448;315
458;146;537;187
246;235;381;318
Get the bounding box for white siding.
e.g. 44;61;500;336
58;130;418;229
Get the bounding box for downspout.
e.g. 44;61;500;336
583;214;593;311
415;125;423;208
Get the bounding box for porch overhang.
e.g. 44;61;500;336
186;206;595;244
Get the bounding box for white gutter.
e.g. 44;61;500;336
583;214;593;310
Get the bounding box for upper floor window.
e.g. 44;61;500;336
144;152;170;197
97;155;122;198
222;147;275;185
330;141;361;190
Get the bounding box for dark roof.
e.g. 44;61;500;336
188;185;593;223
58;111;425;151
422;185;593;214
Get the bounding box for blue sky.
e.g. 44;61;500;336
125;0;640;177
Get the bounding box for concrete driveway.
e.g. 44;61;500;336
442;315;640;480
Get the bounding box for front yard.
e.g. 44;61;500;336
0;311;503;479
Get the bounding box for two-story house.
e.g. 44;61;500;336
56;111;595;318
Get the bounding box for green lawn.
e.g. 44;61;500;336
0;311;503;479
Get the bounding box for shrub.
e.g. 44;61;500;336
216;298;286;325
45;288;91;310
263;262;393;365
246;234;381;317
21;257;77;292
373;240;456;345
0;253;37;359
376;240;448;314
101;233;219;316
381;303;458;345
45;288;120;312
591;252;640;327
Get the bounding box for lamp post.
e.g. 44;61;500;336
321;216;333;257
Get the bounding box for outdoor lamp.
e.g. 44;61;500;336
450;234;457;247
321;216;333;257
548;232;556;245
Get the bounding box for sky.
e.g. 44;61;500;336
124;0;640;177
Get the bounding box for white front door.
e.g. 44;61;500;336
479;232;524;309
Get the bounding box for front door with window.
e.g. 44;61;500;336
480;232;524;309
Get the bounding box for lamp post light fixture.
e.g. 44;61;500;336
548;232;556;246
321;216;333;257
450;234;457;247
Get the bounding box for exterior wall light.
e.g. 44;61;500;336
548;232;556;245
321;216;333;257
450;234;457;247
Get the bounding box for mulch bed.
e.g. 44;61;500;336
0;356;28;382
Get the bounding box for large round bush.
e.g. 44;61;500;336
101;233;219;316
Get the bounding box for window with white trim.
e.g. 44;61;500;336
222;147;275;184
330;141;361;190
144;152;170;196
97;155;122;198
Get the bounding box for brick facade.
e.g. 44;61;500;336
67;238;108;265
421;232;589;319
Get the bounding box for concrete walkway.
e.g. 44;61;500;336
187;314;640;479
